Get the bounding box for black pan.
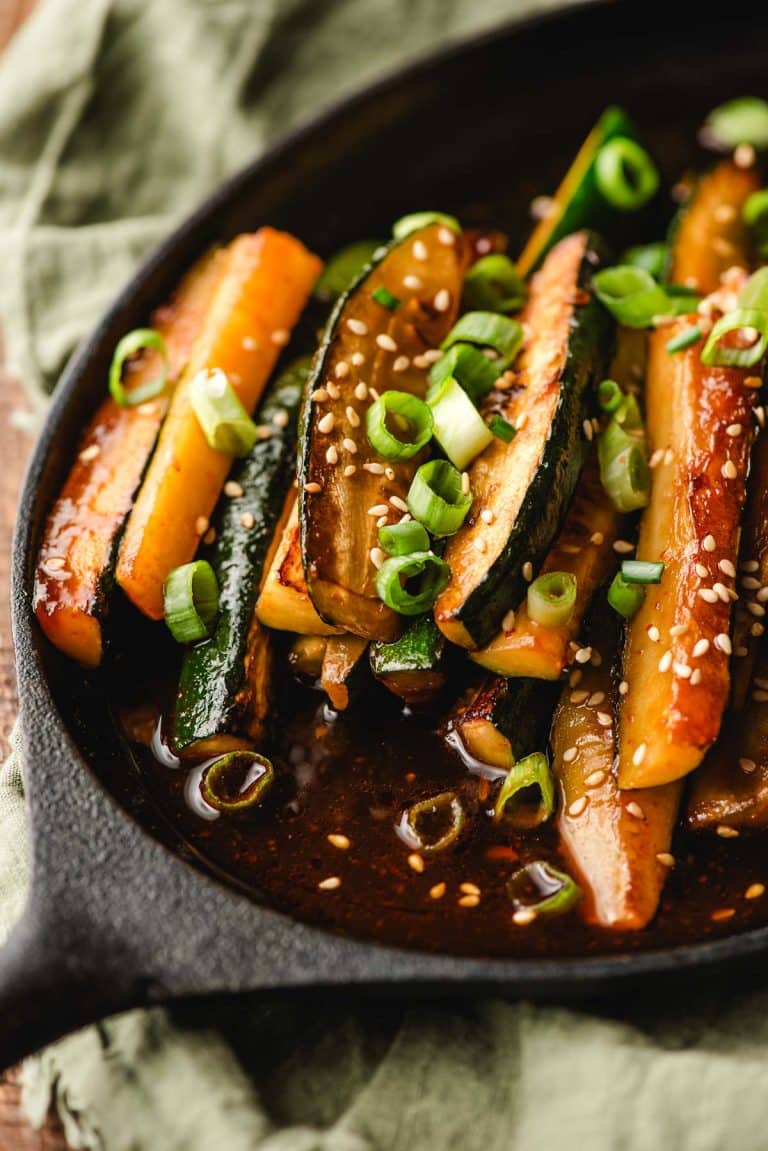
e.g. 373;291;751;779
5;0;768;1070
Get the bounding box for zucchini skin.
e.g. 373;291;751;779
370;615;446;706
448;676;557;768
172;362;307;754
436;231;613;650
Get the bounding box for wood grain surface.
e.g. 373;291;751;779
0;5;71;1149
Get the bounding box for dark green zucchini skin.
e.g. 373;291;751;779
370;615;444;678
465;677;557;760
172;359;309;754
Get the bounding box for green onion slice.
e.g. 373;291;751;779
366;391;434;461
527;571;577;629
428;343;501;405
744;190;768;257
164;560;220;643
376;551;450;615
488;414;516;443
441;311;523;366
190;368;260;456
108;328;168;407
598;379;624;413
621;560;664;584
392;212;461;240
700;308;768;369
612;391;644;432
595;137;660;212
315;240;380;300
607;572;646;619
598;417;650;513
428;376;493;470
666;324;702;354
702;97;768;151
378;520;430;557
372;286;400;310
593;266;678;329
200;751;274;814
400;791;465;854
407;459;473;537
621;241;668;279
494;752;555;829
463;254;527;314
507;861;582;918
739;267;768;312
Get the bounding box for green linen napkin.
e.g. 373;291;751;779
5;1;768;1148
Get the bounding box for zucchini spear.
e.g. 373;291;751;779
256;497;342;637
321;635;369;711
446;676;557;771
370;615;446;707
667;160;760;290
731;426;768;710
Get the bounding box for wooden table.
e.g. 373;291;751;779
0;5;73;1148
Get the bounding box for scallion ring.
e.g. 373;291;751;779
598;379;624;413
592;266;673;329
378;520;430;557
621;241;668;279
375;551;450;615
366;391;434;461
494;753;555;829
428;343;501;405
392;211;461;240
621;560;664;584
701;97;768;151
607;572;646;619
314;240;380;300
400;791;465;854
598;418;650;513
488;413;516;443
744;190;768;256
700;308;768;369
507;861;582;918
595;137;660;211
428;376;493;470
463;254;527;313
441;311;523;367
190;368;260;456
108;328;168;407
407;459;473;537
200;751;274;814
164;560;219;643
527;571;577;629
666;324;702;354
372;286;400;310
738;267;768;312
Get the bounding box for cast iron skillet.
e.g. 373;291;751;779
5;0;768;1069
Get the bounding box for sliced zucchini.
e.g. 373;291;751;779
446;676;556;771
434;231;612;650
256;496;342;637
321;634;369;711
172;362;307;757
667;160;760;290
518;106;642;277
369;615;446;706
731;428;768;710
470;452;621;678
288;635;327;679
300;223;468;642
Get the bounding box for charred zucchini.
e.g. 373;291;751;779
300;223;468;642
667;160;760;290
256;498;342;637
447;676;556;771
321;635;369;711
434;231;612;650
172;362;308;756
731;428;768;710
370;615;446;706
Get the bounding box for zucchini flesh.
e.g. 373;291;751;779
369;615;446;706
447;676;556;771
300;223;468;642
33;249;224;667
552;634;681;930
435;230;612;650
517;106;638;277
470;452;621;678
172;365;306;756
321;635;369;711
667;161;759;290
256;497;342;637
731;428;768;710
117;229;322;620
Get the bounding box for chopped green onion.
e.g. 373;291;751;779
428;343;501;404
739;267;768;312
407;459;473;536
428;376;493;469
494;752;555;829
190;368;260;456
200;751;274;814
108;328;168;407
598;418;650;513
378;520;430;557
441;311;524;367
744;189;768;257
366;391;434;461
314;240;380;300
612;391;644;432
666;324;702;354
527;571;577;629
507;861;581;918
488;414;516;443
702;97;768;151
392;212;461;240
163;560;219;643
595;137;660;211
401;791;465;854
371;286;401;310
621;560;664;584
700;308;768;369
607;572;645;619
621;242;668;279
593;266;676;328
376;551;450;615
598;379;624;413
463;254;527;314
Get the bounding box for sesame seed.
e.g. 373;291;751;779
649;448;665;469
272;410;290;430
570;690;589;704
673;661;692;679
758;586;768;603
403;274;423;290
647;625;660;643
412;240;429;261
596;711;612;728
203;527;217;546
633;743;647;767
613;539;635;555
137;401;158;416
342;438;358;454
240;512;255;530
735;645;749;657
721;460;738;480
480;508;494;525
587;691;605;707
702;534;717;552
458;894;480;908
618;680;629;695
318;876;341;891
312;388;329;403
370;547;385;570
713;633;732;654
351;352;365;367
408;853;425;873
582;418;594;442
413;350;442;368
713;582;730;603
393;355;410;372
711;908;736;922
377;515;389;528
726;423;743;437
347;318;368;335
428;882;446;901
563;746;578;763
755;406;765;428
692;638;710;657
461;471;470;495
224;481;244;498
473;537;487;554
664;448;675;465
460;882;481;896
585;770;607;788
368;503;389;517
42;556;66;573
746;883;765;899
517;412;528;430
79;443;100;463
735;142;756;168
530;194;556;220
345;405;360;428
438;227;456;246
385;466;395;481
690;669;702;685
512;907;538;926
718;559;736;578
590;531;605;546
501;609;516;632
326;381;340;400
363;461;384;475
390;495;409;513
626;801;645;820
745;376;762;390
569;669;583;687
522;561;534;582
694;563;709;578
343;465;357;478
752;622;765;637
698;587;719;603
657;852;676;867
715;204;737;223
328;833;350;850
568;796;588;817
193;515;209;536
326;445;339;465
590;650;603;667
740;757;757;774
433;289;451;313
318;412;335;434
753;689;768;702
242;335;258;350
574;646;592;665
272;329;289;347
749;601;766;617
335;361;350;380
658;650;673;672
717;825;739;838
304;482;322;494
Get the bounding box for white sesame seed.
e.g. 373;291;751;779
695;563;709;578
272;409;290;429
585;770;607;788
569;669;583;687
692;638;710;657
351;352;365;367
195;515;209;535
516;412;528;430
613;539;635;555
664;448;674;465
596;711;613;727
721;460;738;480
342;438;358;454
669;623;687;637
570;690;589;704
718;559;736;578
312;388;329;403
318;412;335;434
563;746;578;763
713;582;730;603
743;560;761;572
587;691;605;707
461;471;470;495
480;508;494;524
582;418;594;442
473;537;487;553
752;622;765;637
690;668;702;685
363;461;384;475
522;561;534;582
512;907;538;926
408;853;425;873
530;194;556;220
656;852;676;867
224;481;244;498
42;556;66;573
403;274;423;290
735;142;756;168
412;240;428;261
385;466;395;481
757;586;768;603
438;227;456;246
460;882;481;896
589;531;604;546
433;288;451;312
241;512;255;529
717;825;740;839
740;757;757;773
326;445;339;465
347;318;368;336
735;645;749;657
335;361;350;380
387;496;407;514
618;680;629;695
346;405;360;428
673;662;692;679
413;350;442;368
304;482;322;494
756;406;766;429
658;650;673;672
698;587;719;603
376;515;389;528
702;534;716;552
343;465;357;478
79;443;100;463
502;609;516;632
746;883;765;899
328;833;350;850
370;547;385;569
574;646;592;665
626;801;645;820
458;894;480;908
393;355;410;372
632;743;647;767
318;876;341;891
749;601;766;617
568;796;588;817
271;329;289;347
647;625;660;643
429;882;446;900
726;423;743;437
367;504;389;517
713;632;733;654
376;333;398;352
